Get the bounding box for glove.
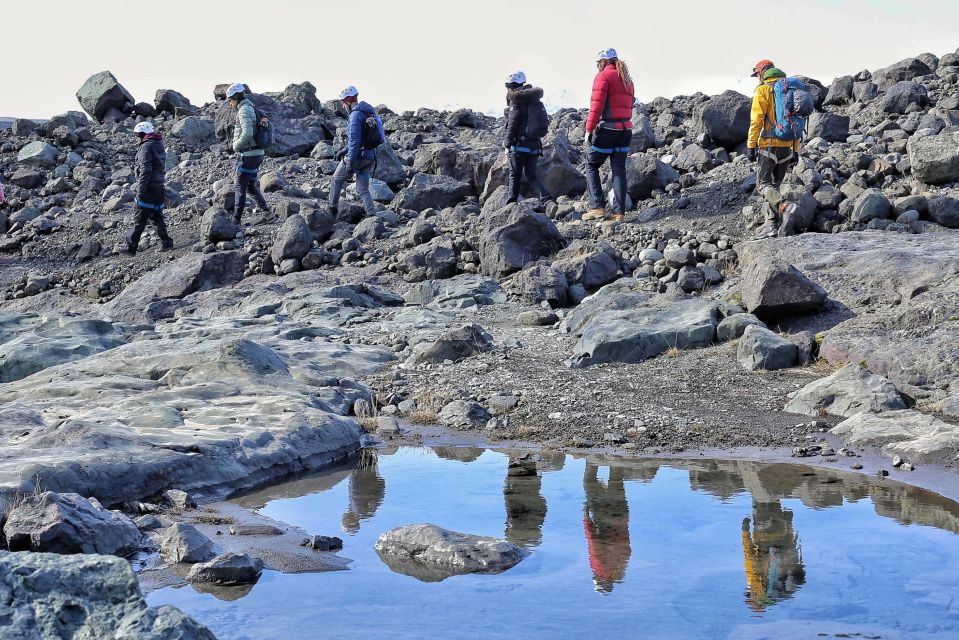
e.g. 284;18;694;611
334;149;347;161
746;147;757;162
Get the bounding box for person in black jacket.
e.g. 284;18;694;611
504;72;552;209
126;121;173;255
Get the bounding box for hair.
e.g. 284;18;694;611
611;58;633;89
231;91;245;101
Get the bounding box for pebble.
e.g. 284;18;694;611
850;463;864;470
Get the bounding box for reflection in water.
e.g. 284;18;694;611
741;500;805;610
503;472;548;548
342;449;385;534
583;463;631;593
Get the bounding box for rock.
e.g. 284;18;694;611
302;534;343;551
739;258;828;320
824;75;854;106
879;81;928;114
3;492;141;555
154;89;195;115
374;524;527;582
271;214;313;264
437;400;491;429
187;551;263;586
477;203;565;278
353;216;386;242
76;238;102;262
515;264;569;307
163;489;196;510
553;251;619;290
303;208;335;243
0;552;215;639
716;313;766;341
17;141;59;169
808;112;850;142
676;266;706;292
831;410;959;462
9;167;44;189
406;220;436;247
229;524;283;536
736;325;798;371
397;237;458;282
664;244;695;268
851;189;891;223
402;275;504;308
785;364;906;417
76;71;134;123
625;153;680;202
160;523;221;564
393;173;471;212
102;251;246;323
693;90;751;148
926;197;959;228
907;131;959;184
787;330;817;366
200;207;238;243
414;324;494;364
172;116;215;148
873;57;933;90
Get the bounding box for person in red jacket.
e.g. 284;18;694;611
583;48;635;223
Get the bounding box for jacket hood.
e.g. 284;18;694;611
507;85;544;104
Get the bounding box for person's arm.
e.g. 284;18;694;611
346;110;362;168
747;87;765;149
585;73;608;134
233;103;255;152
135;145;151;200
505;103;520;148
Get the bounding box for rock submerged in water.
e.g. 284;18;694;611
374;524;527;582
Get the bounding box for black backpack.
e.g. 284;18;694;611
253;106;275;150
360;114;384;149
524;99;550;140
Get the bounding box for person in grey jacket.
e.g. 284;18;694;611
329;85;384;218
226;83;270;224
126;121;173;255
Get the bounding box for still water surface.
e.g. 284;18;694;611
149;446;959;639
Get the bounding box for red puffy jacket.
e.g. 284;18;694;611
586;64;635;133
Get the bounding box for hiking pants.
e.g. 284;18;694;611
507;150;551;204
586;128;633;214
756;147;794;221
234;155;269;222
329;158;376;216
128;184;170;250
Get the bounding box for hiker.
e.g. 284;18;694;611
583;48;635;224
0;176;5;207
126;121;173;255
329;86;385;218
746;60;802;238
503;71;552;210
227;83;271;225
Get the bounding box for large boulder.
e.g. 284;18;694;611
0;552;215;639
625;153;680;201
414;324;494;364
807;112;850;142
552;251;619;290
101;251;246;323
171;116;215;148
213;92;326;157
908;131;959;185
396;237;458;282
393;173;471;212
739;258;828;320
873;57;933;90
200;207;239;243
926;197;959;228
851;188;891;223
879;81;927;114
784;363;906;417
270;214;313;264
17;141;59;169
375;524;527;582
3;492;140;555
373;142;408;184
154;89;195;115
514;264;569;306
160;523;221;564
477;203;565;278
823;75;854;106
693;90;751;148
187;551;263;586
831;410;959;462
76;71;134;123
736;325;798;371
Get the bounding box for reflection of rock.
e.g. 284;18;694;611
188;580;257;602
375;524;527;582
583;463;631;593
432;446;485;464
342;451;386;534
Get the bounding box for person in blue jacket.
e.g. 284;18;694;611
329;86;384;218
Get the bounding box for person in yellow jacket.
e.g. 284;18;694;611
746;60;800;238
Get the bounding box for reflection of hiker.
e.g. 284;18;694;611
741;500;806;610
329;85;385;219
503;461;548;548
126;122;173;255
583;462;631;592
583;48;635;224
503;71;552;211
226;82;272;225
341;454;386;534
746;60;804;239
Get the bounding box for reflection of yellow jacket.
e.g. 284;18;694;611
747;80;801;151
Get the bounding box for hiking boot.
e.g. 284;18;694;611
605;213;625;224
582;208;607;222
160;240;175;252
124;243;137;256
751;221;778;240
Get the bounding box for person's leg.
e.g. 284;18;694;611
127;207;150;254
150;209;173;248
609;130;632;215
585;151;608;212
506;151;522;204
234;158;249;223
355;160;377;217
328;160;352;213
525;153;551;205
244;156;269;212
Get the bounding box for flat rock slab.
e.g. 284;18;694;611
375;524;528;582
785;363;906;417
831;409;959;462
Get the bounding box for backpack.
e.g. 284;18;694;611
769;78;814;141
360;114;384;149
524;99;550;140
253;106;275;150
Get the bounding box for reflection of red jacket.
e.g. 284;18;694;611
586;65;635;133
583;514;631;585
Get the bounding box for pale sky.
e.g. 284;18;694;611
4;0;959;119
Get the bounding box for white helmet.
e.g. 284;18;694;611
507;71;526;85
597;48;618;61
226;82;246;99
339;85;359;100
133;121;155;135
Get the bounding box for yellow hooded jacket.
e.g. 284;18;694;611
747;79;801;151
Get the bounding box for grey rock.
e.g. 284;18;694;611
397;237;458;282
414;324;494;364
625;153;680;201
907;131;959;184
785;363;906;417
437;400;491;429
676;266;706;292
926;197;959;228
187;551;263;586
303;534;343;551
154;89;195;115
200;207;238;243
851;189;891;223
17;141;59;169
393;173;471;212
172;116;215;148
693;90;751;148
716;313;766;342
736;325;798;371
514;264;569;307
76;71;134;123
160;523;221;564
831;410;959;462
664;244;695;268
739;258;828;320
271;214;313;264
879;81;927;114
477;203;564;278
808;112;850;142
552;251;619;290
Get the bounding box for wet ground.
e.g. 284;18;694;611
147;445;959;640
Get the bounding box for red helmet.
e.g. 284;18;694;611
751;59;775;77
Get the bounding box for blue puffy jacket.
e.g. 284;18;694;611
346;101;384;168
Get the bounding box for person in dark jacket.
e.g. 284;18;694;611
126;121;173;255
583;48;635;224
503;71;552;209
226;82;271;225
329;85;384;218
